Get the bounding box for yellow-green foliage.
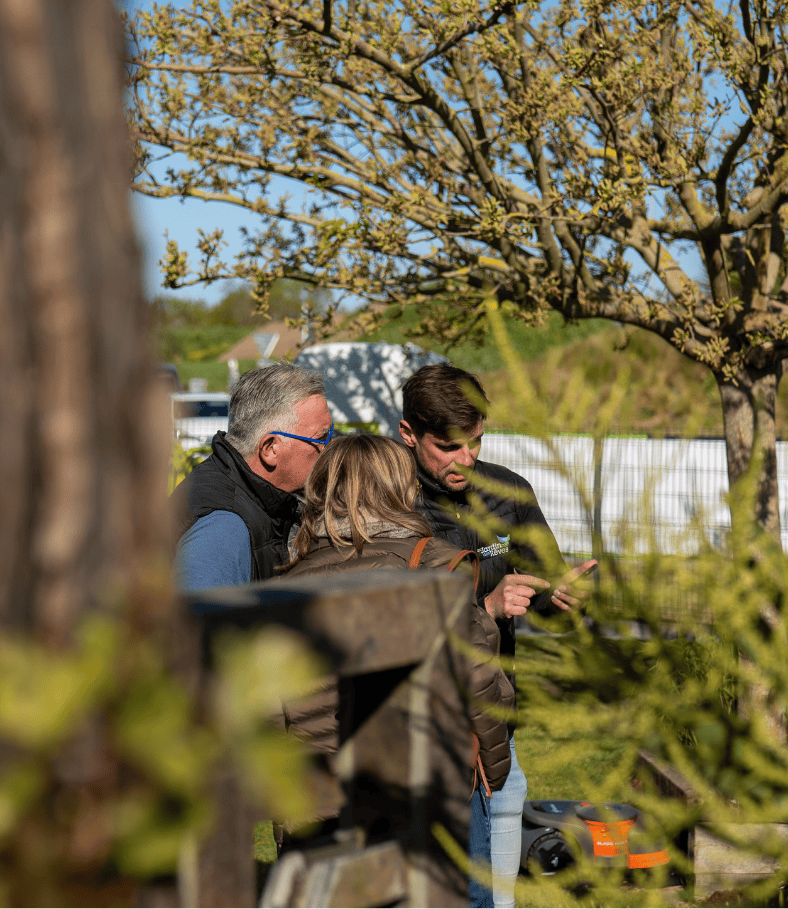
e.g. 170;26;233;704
510;532;788;906
0;612;323;903
169;441;211;492
458;308;788;906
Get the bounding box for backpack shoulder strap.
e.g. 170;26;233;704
408;536;432;568
410;539;481;594
446;549;480;593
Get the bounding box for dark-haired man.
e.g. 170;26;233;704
400;363;595;908
173;363;332;591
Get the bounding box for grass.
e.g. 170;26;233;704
514;631;631;802
152;300;788;437
515;725;628;802
174;358;258;392
347;304;788;439
253;638;630;866
150;320;258;392
152;324;250;364
253;733;627;862
479;324;732;438
157;309;788;436
355;305;611;372
254;821;277;865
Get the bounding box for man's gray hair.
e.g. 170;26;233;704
225;363;325;458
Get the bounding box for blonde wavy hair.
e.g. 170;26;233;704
285;433;431;566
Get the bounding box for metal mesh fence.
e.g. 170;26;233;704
482;433;788;557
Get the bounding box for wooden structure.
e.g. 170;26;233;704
180;569;475;907
636;750;788;901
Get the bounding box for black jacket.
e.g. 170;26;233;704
172;432;301;581
414;459;565;665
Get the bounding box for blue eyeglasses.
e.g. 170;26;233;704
269;423;334;447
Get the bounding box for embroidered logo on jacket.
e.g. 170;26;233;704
478;534;510;559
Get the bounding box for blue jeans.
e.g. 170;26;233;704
468;783;493;907
489;736;527;908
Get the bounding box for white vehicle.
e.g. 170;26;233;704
293;341;448;436
171;391;230;449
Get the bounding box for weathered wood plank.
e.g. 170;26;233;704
186;569;472;676
635;749;700;805
694;824;788;900
265;840;409;908
183;570;476;908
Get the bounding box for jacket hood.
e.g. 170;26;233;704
314;515;419;541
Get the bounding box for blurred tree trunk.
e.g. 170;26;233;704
0;0;175;902
0;0;170;640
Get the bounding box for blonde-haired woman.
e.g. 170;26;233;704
281;433;514;907
285;431;458;572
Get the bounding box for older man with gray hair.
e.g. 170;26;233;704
173;363;333;591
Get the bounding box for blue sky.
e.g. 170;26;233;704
125;0;253;305
131;187;260;305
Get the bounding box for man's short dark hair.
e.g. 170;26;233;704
401;364;489;438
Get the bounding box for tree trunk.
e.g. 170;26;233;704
0;0;173;636
718;368;786;741
0;0;176;902
717;368;781;545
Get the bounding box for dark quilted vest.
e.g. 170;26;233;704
172;432;301;581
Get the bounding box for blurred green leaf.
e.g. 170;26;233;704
234;732;315;823
0;764;45;839
0;622;114;749
213;627;327;733
114;677;218;797
113;790;211;878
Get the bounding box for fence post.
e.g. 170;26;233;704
183;569;475;907
593;434;605;572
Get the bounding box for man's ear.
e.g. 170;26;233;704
257;434;279;470
399;419;417;448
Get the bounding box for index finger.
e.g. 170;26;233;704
560;559;598;585
511;571;551;590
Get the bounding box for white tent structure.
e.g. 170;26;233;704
293;341;448;436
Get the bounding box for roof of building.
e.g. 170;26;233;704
217;321;304;362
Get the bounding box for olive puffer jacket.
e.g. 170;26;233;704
278;528;515;792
